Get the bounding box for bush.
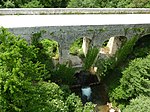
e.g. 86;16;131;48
83;102;96;112
123;95;150;112
52;64;76;85
0;28;95;111
69;38;83;57
115;34;139;65
25;81;67;112
40;39;59;59
31;31;55;79
0;28;48;111
65;93;83;112
83;47;99;71
109;54;150;106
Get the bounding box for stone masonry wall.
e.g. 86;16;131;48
8;24;150;62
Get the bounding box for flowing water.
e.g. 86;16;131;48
71;83;110;112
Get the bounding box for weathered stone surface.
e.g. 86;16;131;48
106;36;127;55
1;8;150;15
59;55;82;67
1;14;150;63
6;24;150;62
82;37;91;57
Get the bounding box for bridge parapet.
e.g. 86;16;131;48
1;8;150;15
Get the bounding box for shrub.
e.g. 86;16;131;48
52;64;76;85
0;28;95;112
115;34;139;65
83;47;99;71
83;102;96;112
69;38;83;57
31;31;55;79
65;93;83;112
0;28;48;111
109;54;150;106
123;95;150;112
40;39;59;59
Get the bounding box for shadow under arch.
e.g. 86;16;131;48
132;34;150;58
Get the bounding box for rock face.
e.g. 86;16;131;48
68;55;83;67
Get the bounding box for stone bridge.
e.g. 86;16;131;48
0;8;150;63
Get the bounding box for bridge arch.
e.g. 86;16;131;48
100;36;127;56
132;34;150;58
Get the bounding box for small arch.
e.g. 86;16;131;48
68;37;84;67
100;36;127;56
69;37;83;56
134;34;150;48
102;40;109;47
40;38;60;65
69;36;91;58
68;37;91;67
132;34;150;58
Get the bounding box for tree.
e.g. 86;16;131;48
0;28;95;111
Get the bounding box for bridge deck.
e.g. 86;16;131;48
0;14;150;28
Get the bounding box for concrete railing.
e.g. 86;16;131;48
1;8;150;15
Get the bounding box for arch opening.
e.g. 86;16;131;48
40;38;60;65
68;37;91;67
132;34;150;58
100;36;127;56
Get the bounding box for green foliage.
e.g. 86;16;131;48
83;47;99;71
39;0;69;8
67;0;100;8
123;95;150;112
0;28;47;81
0;0;150;7
21;0;44;8
109;55;150;106
70;38;83;57
117;0;150;8
3;0;15;8
132;34;150;58
1;0;69;8
31;32;55;79
0;28;95;112
115;34;139;65
52;64;76;85
67;0;150;8
41;38;59;59
133;47;150;58
83;102;96;112
95;57;116;77
26;81;68;112
0;28;48;111
65;93;83;112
